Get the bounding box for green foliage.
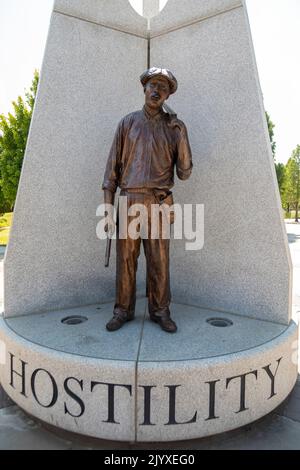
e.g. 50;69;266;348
283;145;300;221
265;112;285;198
275;162;285;197
264;111;300;221
0;70;39;211
265;112;276;158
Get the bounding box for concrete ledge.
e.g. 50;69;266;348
0;302;298;442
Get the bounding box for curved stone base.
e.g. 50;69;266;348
0;300;298;442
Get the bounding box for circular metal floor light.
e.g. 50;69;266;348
61;316;88;325
206;317;233;328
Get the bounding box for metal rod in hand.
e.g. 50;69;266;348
105;235;112;268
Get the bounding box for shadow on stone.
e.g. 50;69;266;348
0;385;14;410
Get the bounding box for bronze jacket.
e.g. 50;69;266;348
102;106;193;201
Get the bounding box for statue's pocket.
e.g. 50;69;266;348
160;192;175;225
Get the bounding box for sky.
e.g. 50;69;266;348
0;0;299;164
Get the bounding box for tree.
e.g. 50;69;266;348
0;70;39;211
266;111;276;158
275;162;285;198
283;146;300;222
0;142;10;214
265;112;286;199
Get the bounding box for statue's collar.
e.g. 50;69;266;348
143;106;164;121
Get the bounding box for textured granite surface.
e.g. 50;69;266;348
4;0;291;326
54;0;148;37
150;3;291;324
4;10;147;318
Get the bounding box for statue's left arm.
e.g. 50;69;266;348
101;119;123;235
102;119;124;205
175;120;193;180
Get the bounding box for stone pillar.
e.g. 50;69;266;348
150;0;292;325
4;0;148;318
4;0;292;327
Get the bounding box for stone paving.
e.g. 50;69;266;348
0;222;299;450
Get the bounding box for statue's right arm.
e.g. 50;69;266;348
102;120;123;198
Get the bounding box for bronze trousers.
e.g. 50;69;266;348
113;190;171;320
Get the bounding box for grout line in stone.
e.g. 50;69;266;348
147;32;151;69
150;4;243;39
134;299;147;442
53;9;148;39
53;5;243;42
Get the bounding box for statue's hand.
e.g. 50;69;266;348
104;215;116;237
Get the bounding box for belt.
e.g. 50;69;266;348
120;188;167;195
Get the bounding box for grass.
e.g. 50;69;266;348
0;212;13;246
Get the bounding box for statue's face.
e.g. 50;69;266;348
144;76;170;110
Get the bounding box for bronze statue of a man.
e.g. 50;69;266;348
102;67;193;333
